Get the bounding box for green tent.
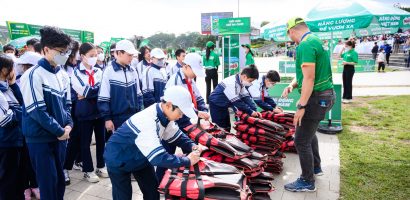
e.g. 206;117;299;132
306;0;410;38
7;36;40;49
261;0;410;41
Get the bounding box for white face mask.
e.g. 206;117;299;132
86;56;98;66
242;80;252;87
156;59;165;67
131;58;139;67
54;54;69;66
97;53;105;61
266;83;274;88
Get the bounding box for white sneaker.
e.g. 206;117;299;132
64;169;71;185
342;99;350;104
73;162;83;170
84;172;100;183
96;167;109;178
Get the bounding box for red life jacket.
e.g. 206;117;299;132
236;111;285;133
158;159;251;200
184;124;250;160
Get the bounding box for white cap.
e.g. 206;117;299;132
150;48;166;59
16;52;42;65
184;53;205;77
114;40;140;55
163;86;197;119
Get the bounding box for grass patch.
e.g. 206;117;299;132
339;96;410;200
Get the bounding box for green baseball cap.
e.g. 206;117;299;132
206;41;215;48
241;44;251;49
286;17;305;31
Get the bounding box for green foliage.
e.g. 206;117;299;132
145;32;218;50
339;96;410;200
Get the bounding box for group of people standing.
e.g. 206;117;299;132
0;16;339;200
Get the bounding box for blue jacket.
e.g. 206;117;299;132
382;44;392;54
0;83;24;147
71;63;103;121
209;74;257;115
165;69;207;128
20;58;73;143
142;64;167;108
98;61;143;122
104;103;194;172
248;75;277;111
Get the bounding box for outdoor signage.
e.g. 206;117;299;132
268;83;342;126
218;17;251;35
336;59;376;73
6;21;94;43
201;12;233;35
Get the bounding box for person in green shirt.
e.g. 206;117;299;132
241;44;255;66
339;40;358;104
281;17;336;193
203;41;220;103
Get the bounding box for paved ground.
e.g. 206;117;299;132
63;56;410;199
64;132;339;200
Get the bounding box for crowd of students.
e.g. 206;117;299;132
0;26;284;200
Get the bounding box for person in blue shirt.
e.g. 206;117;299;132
98;40;143;141
71;42;108;183
381;41;392;65
0;54;25;199
20;26;73;200
142;48;168;108
209;65;261;131
157;53;210;181
248;70;283;113
166;49;186;77
104;86;200;200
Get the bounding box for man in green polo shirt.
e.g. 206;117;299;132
281;17;336;192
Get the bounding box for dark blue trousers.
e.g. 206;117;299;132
64;106;81;170
27;141;67;200
209;102;231;130
108;163;159;200
78;118;106;172
0;147;24;200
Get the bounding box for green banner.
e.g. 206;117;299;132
61;28;81;42
6;21;93;43
222;35;240;79
28;24;42;36
218;17;251;35
278;61;296;73
335;59;376;73
110;37;125;44
267;83;342;125
81;31;94;43
6;22;30;40
263;24;289;42
99;41;111;54
139;39;150;47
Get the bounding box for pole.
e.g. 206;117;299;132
238;0;240;17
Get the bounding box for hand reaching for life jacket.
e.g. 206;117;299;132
187;150;201;166
251;111;262;118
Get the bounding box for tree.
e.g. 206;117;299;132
147;33;176;49
260;21;270;27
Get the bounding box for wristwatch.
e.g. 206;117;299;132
297;103;307;110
